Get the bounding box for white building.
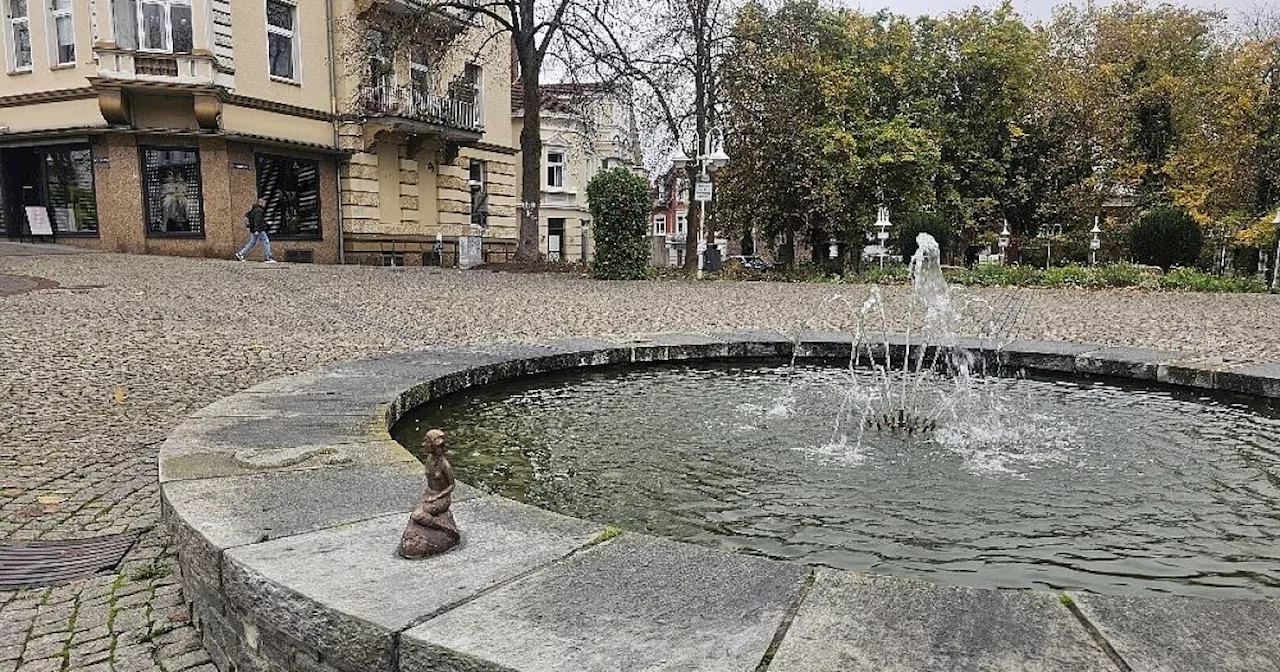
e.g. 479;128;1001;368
512;82;643;262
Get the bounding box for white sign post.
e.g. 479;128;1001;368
25;206;54;237
694;180;713;202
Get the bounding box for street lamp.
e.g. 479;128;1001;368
998;221;1010;264
671;134;730;277
1090;217;1102;267
875;206;891;268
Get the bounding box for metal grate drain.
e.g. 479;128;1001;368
0;534;138;590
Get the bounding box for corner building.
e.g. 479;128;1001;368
0;0;517;263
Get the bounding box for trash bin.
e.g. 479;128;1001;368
704;246;722;272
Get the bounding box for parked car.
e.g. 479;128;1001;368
725;255;774;271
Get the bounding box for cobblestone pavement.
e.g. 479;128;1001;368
1;250;1278;671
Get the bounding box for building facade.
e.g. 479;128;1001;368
0;0;515;263
512;81;641;263
335;3;518;265
650;169;688;267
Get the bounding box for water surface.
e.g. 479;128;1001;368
394;362;1280;597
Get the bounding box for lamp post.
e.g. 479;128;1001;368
875;206;891;268
998;221;1010;265
671;134;729;278
1090;217;1102;267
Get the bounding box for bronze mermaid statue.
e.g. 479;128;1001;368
399;429;462;558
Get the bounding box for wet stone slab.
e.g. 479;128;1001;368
158;413;416;482
768;571;1114;672
472;338;634;374
400;532;808;672
998;340;1101;373
1217;362;1280;399
222;496;601;671
1074;347;1191;381
1073;593;1280;672
163;463;443;576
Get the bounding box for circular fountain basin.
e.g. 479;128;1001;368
158;333;1280;672
395;361;1280;598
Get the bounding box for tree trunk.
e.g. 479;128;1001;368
515;61;543;262
779;221;795;266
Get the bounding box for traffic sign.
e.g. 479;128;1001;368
694;180;712;202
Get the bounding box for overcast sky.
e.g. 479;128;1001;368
844;0;1248;23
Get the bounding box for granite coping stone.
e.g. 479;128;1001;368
1074;346;1195;381
157;333;1280;672
159;412;416;483
1216;362;1280;399
997;339;1103;373
1071;593;1280;672
768;570;1115;672
222;497;602;671
400;532;808;672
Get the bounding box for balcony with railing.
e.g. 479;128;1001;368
360;85;483;141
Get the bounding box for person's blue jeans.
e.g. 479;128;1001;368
238;231;273;260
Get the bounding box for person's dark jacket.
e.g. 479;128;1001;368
245;205;268;233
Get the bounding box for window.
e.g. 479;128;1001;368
410;47;431;109
266;0;295;80
676;212;687;236
367;29;392;96
50;0;74;65
8;0;30;70
653;215;666;235
464;63;482;109
546;149;565;188
256;154;319;238
141;147;203;235
140;0;192;53
44;148;98;233
469;159;487;229
112;0;137;49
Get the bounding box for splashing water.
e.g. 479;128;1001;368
793;232;1054;468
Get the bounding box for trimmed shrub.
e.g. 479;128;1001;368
862;263;910;285
587;168;651;280
1130;207;1203;270
948;263;1041;287
1043;264;1098;287
895;212;952;262
1158;267;1268;293
1095;262;1144;287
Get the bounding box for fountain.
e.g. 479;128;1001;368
391;234;1280;597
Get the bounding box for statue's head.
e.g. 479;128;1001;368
423;429;446;455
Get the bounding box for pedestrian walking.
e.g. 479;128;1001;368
235;197;276;263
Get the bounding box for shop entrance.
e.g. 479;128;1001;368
1;148;46;239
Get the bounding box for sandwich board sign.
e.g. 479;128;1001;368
25;206;54;236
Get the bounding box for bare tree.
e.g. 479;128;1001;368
564;0;737;272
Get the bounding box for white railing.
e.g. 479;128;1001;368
362;85;482;131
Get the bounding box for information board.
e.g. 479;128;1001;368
694;180;713;202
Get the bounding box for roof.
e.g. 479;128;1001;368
511;79;619;115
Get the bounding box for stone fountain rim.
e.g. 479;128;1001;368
158;331;1280;672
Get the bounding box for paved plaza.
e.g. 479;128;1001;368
2;244;1279;671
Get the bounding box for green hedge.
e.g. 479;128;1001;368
895;212;952;262
1130;206;1203;270
843;262;1268;293
587;168;651;280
